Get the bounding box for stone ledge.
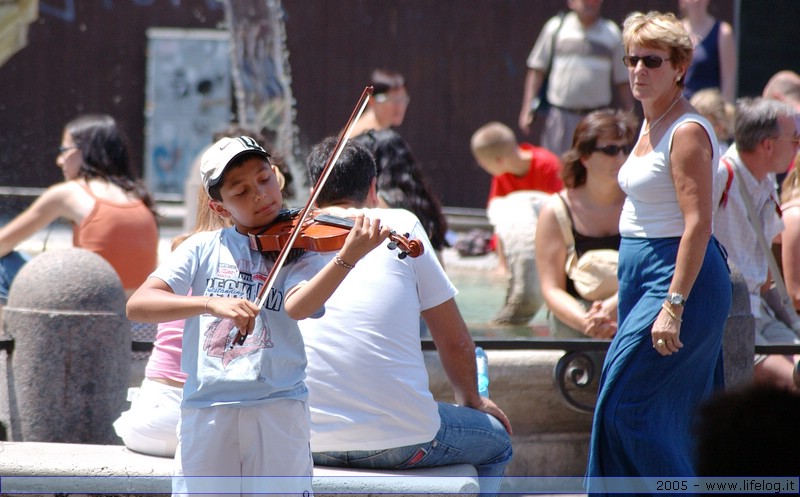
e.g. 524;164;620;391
0;441;479;497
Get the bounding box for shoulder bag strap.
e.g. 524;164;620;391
551;193;577;272
725;157;800;327
544;12;566;79
719;157;734;208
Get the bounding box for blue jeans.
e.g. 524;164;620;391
0;251;29;304
313;402;512;496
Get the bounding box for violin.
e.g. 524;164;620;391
249;208;424;259
229;86;375;349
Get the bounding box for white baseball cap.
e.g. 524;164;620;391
200;136;270;193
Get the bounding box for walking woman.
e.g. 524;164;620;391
586;11;731;485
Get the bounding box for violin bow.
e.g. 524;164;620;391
231;86;374;346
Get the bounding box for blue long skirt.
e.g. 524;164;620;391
586;236;731;486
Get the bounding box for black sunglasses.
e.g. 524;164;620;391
58;145;78;154
622;55;671;69
595;144;632;156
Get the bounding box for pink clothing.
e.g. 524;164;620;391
487;143;563;203
145;318;188;383
73;183;158;290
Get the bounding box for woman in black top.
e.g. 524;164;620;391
534;109;638;338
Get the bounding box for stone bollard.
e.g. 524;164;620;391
3;248;130;444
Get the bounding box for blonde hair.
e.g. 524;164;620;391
690;88;735;142
173;164;287;250
171;185;233;251
781;166;800;205
622;11;693;84
470;121;518;160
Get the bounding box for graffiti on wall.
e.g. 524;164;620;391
144;28;231;197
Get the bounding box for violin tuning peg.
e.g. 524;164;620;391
398;251;408;260
403;233;411;238
387;241;398;250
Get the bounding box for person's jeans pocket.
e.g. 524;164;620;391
397;439;461;469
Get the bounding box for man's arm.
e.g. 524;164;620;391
519;68;547;135
422;298;513;434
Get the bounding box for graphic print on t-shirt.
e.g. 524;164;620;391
204;315;274;367
202;259;282;367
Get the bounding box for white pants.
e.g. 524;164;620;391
172;400;313;497
113;378;182;457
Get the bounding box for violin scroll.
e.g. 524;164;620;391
387;231;423;259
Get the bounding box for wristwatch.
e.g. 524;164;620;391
666;292;686;307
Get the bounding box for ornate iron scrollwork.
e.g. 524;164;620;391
553;350;601;413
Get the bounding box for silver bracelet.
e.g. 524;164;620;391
333;254;355;270
204;296;213;314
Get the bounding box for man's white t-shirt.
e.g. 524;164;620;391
299;208;456;452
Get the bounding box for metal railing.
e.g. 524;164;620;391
0;337;796;415
423;338;800;414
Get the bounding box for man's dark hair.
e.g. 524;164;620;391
306;138;376;207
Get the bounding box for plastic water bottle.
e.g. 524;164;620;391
475;346;489;397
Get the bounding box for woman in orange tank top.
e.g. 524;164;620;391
0;114;159;302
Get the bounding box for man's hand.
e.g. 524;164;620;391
519;106;534;135
475;396;513;435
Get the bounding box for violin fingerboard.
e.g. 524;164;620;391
261;247;306;265
314;213;355;229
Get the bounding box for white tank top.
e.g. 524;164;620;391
618;113;719;238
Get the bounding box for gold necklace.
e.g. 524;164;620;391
642;95;683;135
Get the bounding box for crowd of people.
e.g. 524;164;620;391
5;0;800;493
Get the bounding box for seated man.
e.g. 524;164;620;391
299;138;513;497
714;97;800;391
